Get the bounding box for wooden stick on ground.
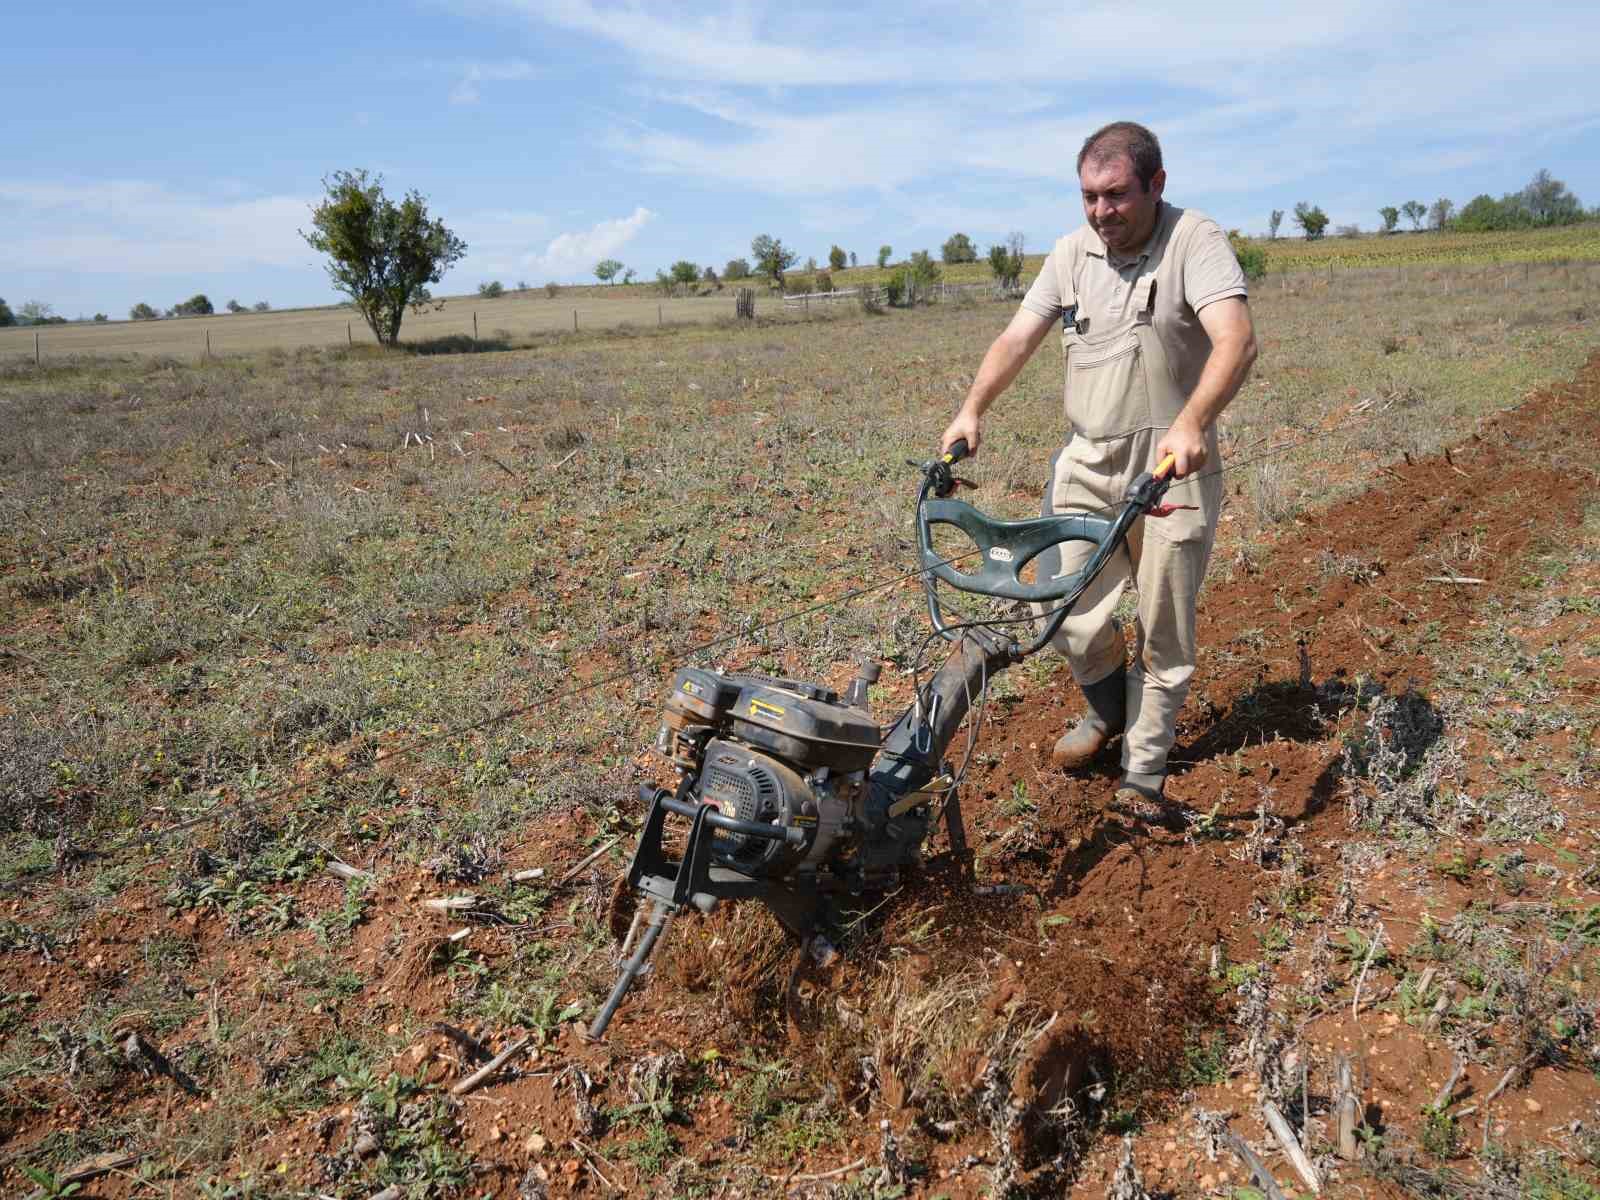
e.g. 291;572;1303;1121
1219;1127;1290;1200
451;1035;532;1096
1262;1101;1322;1193
556;837;620;887
1430;1054;1466;1112
1334;1053;1361;1161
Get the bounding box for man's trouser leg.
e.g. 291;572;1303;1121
1120;524;1215;777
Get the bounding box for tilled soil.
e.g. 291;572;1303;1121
4;356;1599;1197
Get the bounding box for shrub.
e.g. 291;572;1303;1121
828;244;847;271
0;298;14;326
1335;223;1361;238
130;302;159;320
1228;232;1267;281
876;245;892;268
881;275;905;306
253;300;271;312
478;280;505;298
93;313;108;322
543;281;560;298
226;299;245;313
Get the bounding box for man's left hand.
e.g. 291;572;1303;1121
1155;418;1208;478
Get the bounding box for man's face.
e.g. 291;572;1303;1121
1080;154;1165;255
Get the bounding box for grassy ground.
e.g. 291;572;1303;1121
1;260;1597;1196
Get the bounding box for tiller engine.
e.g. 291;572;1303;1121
589;442;1180;1038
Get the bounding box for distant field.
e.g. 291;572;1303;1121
1250;221;1600;270
0;291;753;363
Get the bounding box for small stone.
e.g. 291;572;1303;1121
386;1023;401;1036
523;1132;547;1154
488;1126;504;1142
1524;1098;1543;1114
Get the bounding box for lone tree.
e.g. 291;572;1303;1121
130;302;159;320
0;298;14;326
941;232;977;264
1428;197;1454;230
876;244;892;268
19;300;56;323
751;234;797;290
1292;201;1329;240
301;169;466;347
828;244;847;271
1267;209;1284;239
1378;206;1399;234
170;294;213;317
226;299;245;313
1401;200;1427;231
477;280;504;298
670;260;700;289
723;257;750;280
594;258;623;284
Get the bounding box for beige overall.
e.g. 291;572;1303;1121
1035;252;1223;777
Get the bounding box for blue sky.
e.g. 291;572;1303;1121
7;1;1600;319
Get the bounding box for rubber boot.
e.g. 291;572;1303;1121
1114;770;1172;825
1050;666;1127;768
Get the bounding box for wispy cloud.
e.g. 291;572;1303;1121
447;58;538;105
0;180;312;275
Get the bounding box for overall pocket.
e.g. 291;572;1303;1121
1064;328;1149;439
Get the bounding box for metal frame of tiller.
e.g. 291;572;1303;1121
588;442;1178;1039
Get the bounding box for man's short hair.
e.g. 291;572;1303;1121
1077;122;1163;191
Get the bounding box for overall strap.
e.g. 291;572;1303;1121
1132;274;1158;322
1056;236;1090;334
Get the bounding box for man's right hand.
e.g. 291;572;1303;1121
940;410;982;457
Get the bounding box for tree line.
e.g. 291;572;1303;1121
1268;169;1590;241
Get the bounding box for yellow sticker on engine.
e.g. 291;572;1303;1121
748;699;786;721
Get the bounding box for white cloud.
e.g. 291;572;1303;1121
0;180;312;275
448;58;538;104
519;206;656;280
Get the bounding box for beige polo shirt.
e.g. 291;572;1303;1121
1020;202;1247;401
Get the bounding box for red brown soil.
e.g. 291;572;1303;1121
4;357;1600;1196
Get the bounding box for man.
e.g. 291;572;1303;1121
939;121;1257;815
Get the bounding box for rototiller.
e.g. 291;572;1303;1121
588;441;1182;1038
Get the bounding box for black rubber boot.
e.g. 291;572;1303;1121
1050;666;1128;768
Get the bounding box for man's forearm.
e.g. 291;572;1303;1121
1176;330;1256;433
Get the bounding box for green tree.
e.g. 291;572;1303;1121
19;300;55;323
130;302;159;320
594;258;624;284
477;280;504;298
0;298;14;326
1428;197;1454;230
1267;210;1284;239
226;299;245;313
828;244;847;271
300;169;467;347
253;300;272;312
723;257;750;280
751;234;797;289
670;261;700;289
876;244;892;268
1292;201;1329;240
986;232;1024;290
93;313;108;322
941;232;977;264
1378;206;1399;234
654;269;675;295
1522;168;1583;225
1401;200;1426;231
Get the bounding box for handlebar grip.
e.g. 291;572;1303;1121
943;438;970;465
1153;452;1177;480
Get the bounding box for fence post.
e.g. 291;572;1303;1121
205;328;211;359
573;309;578;332
347;321;352;346
473;311;479;342
35;330;40;367
658;304;662;326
